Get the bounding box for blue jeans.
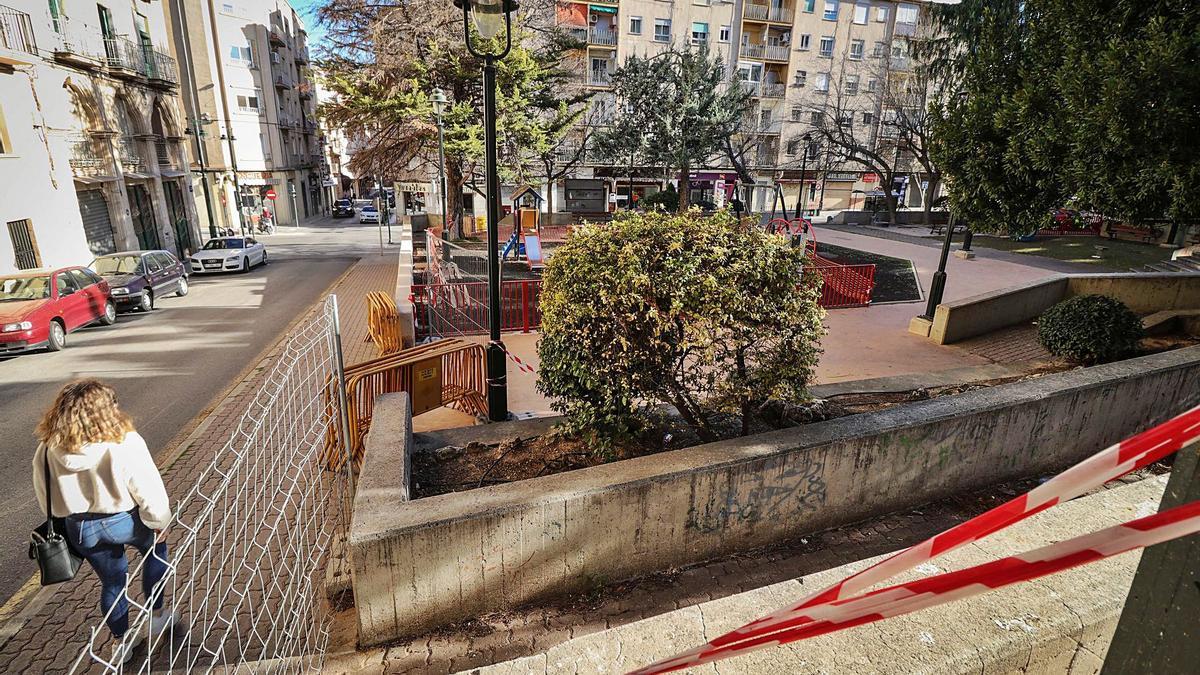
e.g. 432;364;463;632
65;510;169;638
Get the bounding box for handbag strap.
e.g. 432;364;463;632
41;445;54;534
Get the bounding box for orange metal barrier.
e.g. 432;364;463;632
366;291;404;356
323;338;487;472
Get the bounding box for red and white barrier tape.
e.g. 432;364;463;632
631;404;1200;674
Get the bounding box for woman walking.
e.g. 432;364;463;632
32;379;174;664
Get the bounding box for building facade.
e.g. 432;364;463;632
162;0;321;234
0;0;198;275
553;0;939;214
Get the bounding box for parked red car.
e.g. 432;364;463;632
0;267;116;355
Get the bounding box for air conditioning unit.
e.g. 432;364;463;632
270;52;281;65
589;15;598;24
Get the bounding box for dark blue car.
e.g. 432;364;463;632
89;250;189;312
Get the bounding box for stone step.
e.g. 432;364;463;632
462;476;1168;675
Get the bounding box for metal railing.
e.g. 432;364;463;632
806;261;876;308
118;137;146;173
740;43;765;59
759;82;785;98
50;16;104;62
155;139;175;168
73;296;354;673
104;36;141;73
148;47;178;84
589;70;612;86
745;4;793;23
589;27;617;46
0;5;37;56
412;279;545;338
67;135;110;176
764;44;789;61
274;73;292;89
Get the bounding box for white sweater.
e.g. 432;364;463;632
32;431;172;530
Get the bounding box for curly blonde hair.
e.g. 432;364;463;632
36;379;134;453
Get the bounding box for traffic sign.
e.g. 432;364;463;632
264;188;277;200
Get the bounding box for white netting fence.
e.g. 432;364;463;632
72;295;354;673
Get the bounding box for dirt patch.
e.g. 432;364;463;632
411;365;1073;499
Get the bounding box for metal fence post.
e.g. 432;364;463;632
328;295;357;498
522;281;529;333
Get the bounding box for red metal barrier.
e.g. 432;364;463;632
806;260;875;308
412;280;543;338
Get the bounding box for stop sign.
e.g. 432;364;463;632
264;188;277;200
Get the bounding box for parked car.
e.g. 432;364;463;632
0;267;115;354
189;237;268;274
359;205;381;224
333;199;355;218
90;250;189;313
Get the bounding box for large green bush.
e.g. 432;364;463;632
638;185;679;213
1036;294;1144;364
536;209;825;442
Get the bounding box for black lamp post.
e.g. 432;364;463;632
796;132;812;218
919;92;968;321
431;88;451;263
454;0;517;423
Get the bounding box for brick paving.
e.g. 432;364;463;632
954;322;1054;364
0;253;397;673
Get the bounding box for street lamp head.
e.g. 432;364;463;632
453;0;519;41
431;88;448;116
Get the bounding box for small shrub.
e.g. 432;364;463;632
1037;294;1144;364
536;209;825;443
638;185;679;212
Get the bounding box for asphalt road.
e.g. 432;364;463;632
0;217;390;606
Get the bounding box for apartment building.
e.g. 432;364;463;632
552;0;937;213
163;0;321;232
0;0;198;274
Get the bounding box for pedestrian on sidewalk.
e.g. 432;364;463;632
32;379;174;664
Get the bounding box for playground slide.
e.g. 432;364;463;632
525;235;544;271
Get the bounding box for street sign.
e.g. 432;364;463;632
264;188;277;200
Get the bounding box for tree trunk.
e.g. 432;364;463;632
736;346;751;437
923;174;940;228
677;163;691;213
446;159;466;239
883;171;899;226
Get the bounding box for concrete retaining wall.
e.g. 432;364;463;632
349;347;1200;646
928;272;1200;344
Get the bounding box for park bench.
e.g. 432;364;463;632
929;222;966;236
1107;223;1161;243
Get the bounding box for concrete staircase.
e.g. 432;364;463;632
1133;252;1200;274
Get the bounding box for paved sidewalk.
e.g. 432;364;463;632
0;253;397;673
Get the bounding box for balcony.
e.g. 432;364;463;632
155;139;183;170
764;44;789;62
894;21;917;38
588;70;611;87
117;137;147;174
297;81;313;100
51;17;105;68
294;45;309;64
146;48;178;88
759;82;785;98
274;73;292;89
744;4;793;24
589;27;617;47
269;28;286;47
0;5;37;65
67;135;112;178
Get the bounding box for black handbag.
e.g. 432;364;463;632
29;447;82;586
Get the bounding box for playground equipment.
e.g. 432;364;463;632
767;218;876;308
501;185;548;272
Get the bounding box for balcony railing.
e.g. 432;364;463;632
0;5;37;58
274;73;292;89
52;17;105;65
764;44;789;62
298;81;313;99
104;36;141;74
155;139;180;169
759;82;785;98
295;45;309;63
118;137;146;173
744;4;794;23
588;70;611;87
589;27;617;46
740;43;764;59
147;48;178;86
67;135;111;177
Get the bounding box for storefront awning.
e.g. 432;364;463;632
72;174;117;185
123;172;153;181
160;170;188;178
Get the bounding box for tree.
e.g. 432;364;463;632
923;1;1199;236
536;210;825;442
598;44;751;212
316;0;589;237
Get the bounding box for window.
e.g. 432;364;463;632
6;219;40;269
260;132;271;158
853;2;868;24
792;70;807;86
845;74;859;95
810;111;824;124
803;0;815;13
849;39;864;59
654;18;670;42
866;78;879;92
838;112;853;126
798;34;811;50
875;5;889;22
97;4;114;41
629;16;642;34
815;72;830;92
791;106;803;121
719;25;730;42
787;139;800;155
807;144;819;161
229;42;256;66
872;40;885;57
236;92;261;112
738;62;763;82
56;271;76;296
892;38;908;57
861;112;874;125
819;36;834;57
823;0;838;20
897;3;918;25
691;22;709;44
